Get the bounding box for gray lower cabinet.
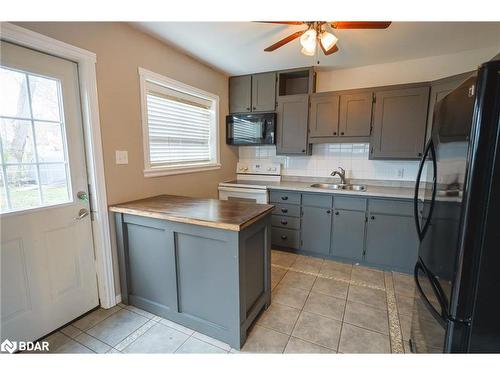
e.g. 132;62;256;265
251;72;276;112
114;212;271;349
229;75;252;113
300;205;332;255
276;94;309;155
365;200;419;271
330;209;366;261
370;85;430;159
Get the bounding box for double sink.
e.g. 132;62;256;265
310;183;367;192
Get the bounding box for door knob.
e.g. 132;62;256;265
74;208;90;220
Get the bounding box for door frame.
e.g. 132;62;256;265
1;22;116;308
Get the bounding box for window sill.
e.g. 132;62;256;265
144;163;222;178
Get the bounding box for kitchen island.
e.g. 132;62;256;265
110;195;273;349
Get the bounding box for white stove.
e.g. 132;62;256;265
218;162;281;204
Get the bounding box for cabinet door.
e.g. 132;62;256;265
229;75;251;113
251;72;276;112
330;209;366;261
370;86;429;159
426;73;470;143
309;94;340;137
276;94;309;154
339;92;373;137
365;213;418;271
301;205;332;255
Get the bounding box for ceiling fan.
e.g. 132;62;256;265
261;21;391;56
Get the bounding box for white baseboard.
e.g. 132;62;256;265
115;294;122;305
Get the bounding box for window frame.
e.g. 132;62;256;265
138;67;221;177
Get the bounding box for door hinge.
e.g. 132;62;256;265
88;184;95;221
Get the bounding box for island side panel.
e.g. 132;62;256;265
118;214;179;315
237;213;272;345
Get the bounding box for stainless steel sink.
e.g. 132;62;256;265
310;183;367;192
310;183;346;190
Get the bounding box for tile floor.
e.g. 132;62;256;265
30;250;415;354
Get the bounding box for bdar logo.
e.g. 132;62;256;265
1;339;17;354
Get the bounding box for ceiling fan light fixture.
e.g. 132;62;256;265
320;31;338;51
299;28;317;50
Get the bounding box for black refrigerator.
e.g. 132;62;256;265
410;60;500;353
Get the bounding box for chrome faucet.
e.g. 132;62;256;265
330;167;347;184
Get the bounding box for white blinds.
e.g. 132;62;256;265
146;87;213;166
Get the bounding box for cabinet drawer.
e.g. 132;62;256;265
270;190;301;205
302;193;333;208
368;198;413;216
334;196;367;211
272;215;300;230
272;228;300;249
272;203;301;217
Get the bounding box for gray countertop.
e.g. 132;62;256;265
265;180;416;199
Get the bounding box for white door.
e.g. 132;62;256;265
0;41;99;342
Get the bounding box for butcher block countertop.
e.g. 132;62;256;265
109;195;274;231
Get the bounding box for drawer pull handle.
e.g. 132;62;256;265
281;235;287;240
281;208;288;213
280;220;288;225
326;210;331;214
335;211;339;215
371;216;375;220
281;196;288;201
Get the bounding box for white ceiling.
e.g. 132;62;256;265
134;22;500;76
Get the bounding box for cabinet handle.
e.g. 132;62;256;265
253;106;256;110
326;210;331;214
335;211;339;215
246;107;250;111
333;131;337;135
340;132;344;136
418;152;423;157
301;149;306;153
280;220;288;225
371;216;375;220
281;235;288;240
281;208;288;213
281;196;288;201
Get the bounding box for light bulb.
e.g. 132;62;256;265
320;31;338;51
300;29;317;51
301;46;316;56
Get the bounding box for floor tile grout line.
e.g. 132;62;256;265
385;271;405;354
108;317;157;351
336;280;353;352
57;331;99;354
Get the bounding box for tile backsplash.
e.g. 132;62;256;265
238;143;422;181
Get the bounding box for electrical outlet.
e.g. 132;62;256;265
115;150;128;165
397;168;405;178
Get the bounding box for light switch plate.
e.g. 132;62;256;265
115;150;128;165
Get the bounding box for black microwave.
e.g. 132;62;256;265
226;112;276;146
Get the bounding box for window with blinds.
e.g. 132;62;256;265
139;68;220;176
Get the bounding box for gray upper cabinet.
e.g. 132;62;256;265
301;205;332;255
229;75;252;113
276;94;309;155
339;91;373;137
229;73;276;114
425;72;471;143
251;72;276;112
309;94;340;137
370;85;430;159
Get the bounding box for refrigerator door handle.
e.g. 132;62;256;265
413;140;438;241
414;259;448;328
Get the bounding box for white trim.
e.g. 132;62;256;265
115;294;122;305
138;67;221;177
1;23;116;309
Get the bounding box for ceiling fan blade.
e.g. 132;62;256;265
320;42;339;56
331;21;391;29
264;30;305;52
257;21;304;25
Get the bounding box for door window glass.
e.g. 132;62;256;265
0;67;71;213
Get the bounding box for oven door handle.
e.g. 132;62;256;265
217;186;267;194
